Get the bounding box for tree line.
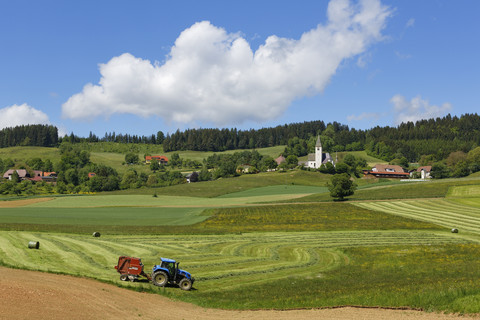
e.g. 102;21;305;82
2;113;480;166
0;125;58;148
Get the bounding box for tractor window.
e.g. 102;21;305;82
161;261;175;274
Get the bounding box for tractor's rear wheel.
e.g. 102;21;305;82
152;271;168;287
179;278;192;291
120;274;128;281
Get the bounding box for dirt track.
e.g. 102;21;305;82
0;198;53;207
0;267;477;320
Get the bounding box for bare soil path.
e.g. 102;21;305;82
0;267;477;320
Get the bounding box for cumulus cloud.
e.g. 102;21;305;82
0;104;51;129
391;94;452;125
62;0;392;126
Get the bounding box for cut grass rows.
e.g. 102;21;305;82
355;199;480;234
0;230;468;293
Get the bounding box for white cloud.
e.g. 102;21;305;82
347;112;382;121
406;18;415;28
62;0;392;126
390;94;452;125
0;104;51;129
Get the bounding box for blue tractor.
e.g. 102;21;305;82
151;257;195;290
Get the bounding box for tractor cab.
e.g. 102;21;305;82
160;258;177;275
151;257;194;290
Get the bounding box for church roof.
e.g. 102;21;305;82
315;136;322;147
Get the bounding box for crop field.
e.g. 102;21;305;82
2;177;480;312
1;230;479;311
354;198;480;235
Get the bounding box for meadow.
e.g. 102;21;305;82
2;170;480;312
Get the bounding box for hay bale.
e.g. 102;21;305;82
28;241;40;249
451;228;459;233
92;232;101;237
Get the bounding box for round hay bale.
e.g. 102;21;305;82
92;232;101;237
451;228;459;233
28;241;40;249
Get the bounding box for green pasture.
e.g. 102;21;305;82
354;198;480;235
0;146;60;162
292;178;480;202
0;200;440;234
0;207;206;226
23;192;313;209
217;185;328;198
1;230;479;312
107;170;331;197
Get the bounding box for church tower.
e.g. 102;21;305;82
315;135;322;168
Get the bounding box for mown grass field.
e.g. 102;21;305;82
355;197;480;236
0;230;478;311
2;174;480;312
291;178;480;202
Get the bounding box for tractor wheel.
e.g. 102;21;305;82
120;274;128;281
179;278;192;291
152;271;168;287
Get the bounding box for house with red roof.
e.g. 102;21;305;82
363;164;410;179
145;155;168;164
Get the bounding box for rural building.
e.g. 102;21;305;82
410;166;432;179
31;170;44;182
145;155;169;164
88;172;96;179
3;169;29;180
363;164;410;179
275;155;286;166
302;136;335;169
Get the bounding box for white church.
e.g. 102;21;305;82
304;136;335;169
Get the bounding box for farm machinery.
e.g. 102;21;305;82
114;256;195;291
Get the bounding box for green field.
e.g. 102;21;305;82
107;170;331;197
2;173;480;312
354;198;480;235
1;230;478;311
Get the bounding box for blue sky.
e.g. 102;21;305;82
0;0;478;137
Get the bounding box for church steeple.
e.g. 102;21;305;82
315;135;322;148
315;135;322;168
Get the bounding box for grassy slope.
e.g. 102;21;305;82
106;170;331;197
0;146;60;162
0;145;285;175
336;150;387;167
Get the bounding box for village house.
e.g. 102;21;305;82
363;164;410;179
275;155;286;166
410;166;432;179
145;155;169;164
3;169;29;180
3;170;57;182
